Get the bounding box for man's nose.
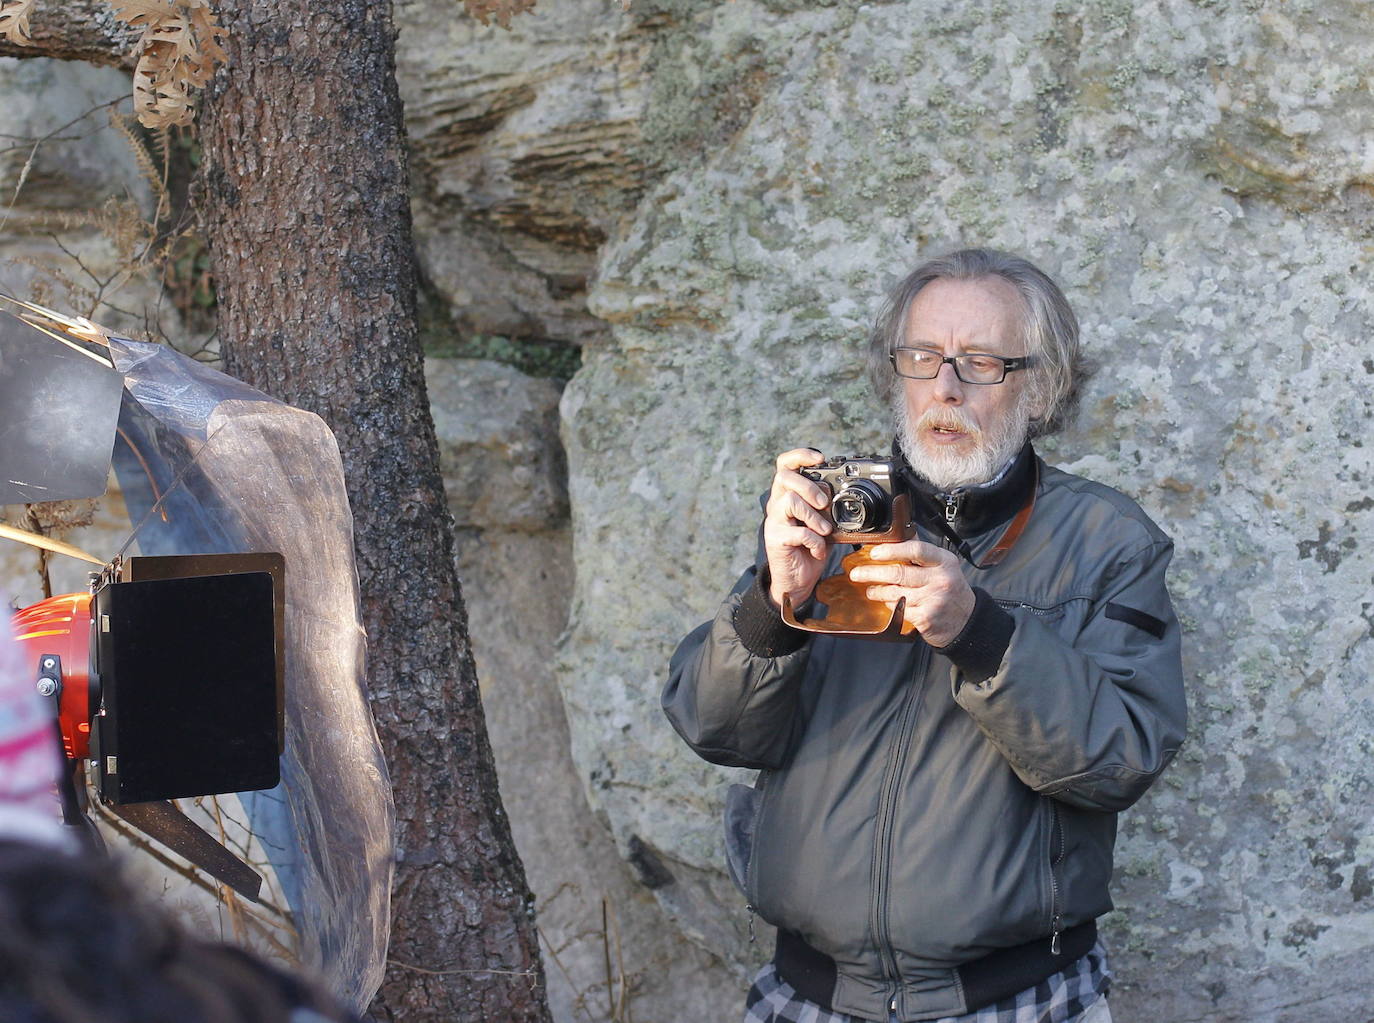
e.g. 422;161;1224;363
931;359;964;403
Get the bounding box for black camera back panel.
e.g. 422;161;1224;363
93;571;280;804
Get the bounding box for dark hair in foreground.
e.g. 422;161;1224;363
0;839;360;1023
867;248;1089;437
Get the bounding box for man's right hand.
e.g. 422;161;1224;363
763;448;834;610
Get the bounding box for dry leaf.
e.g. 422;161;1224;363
145;13;195;60
132;60;190;129
187;5;227;65
463;0;537;29
107;0;179;28
0;0;35;45
110;0;230;130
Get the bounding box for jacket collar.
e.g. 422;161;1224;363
893;438;1038;540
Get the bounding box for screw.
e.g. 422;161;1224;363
36;678;57;698
42;658;55;670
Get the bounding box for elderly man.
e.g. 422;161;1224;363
663;249;1186;1023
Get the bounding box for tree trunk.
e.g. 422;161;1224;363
194;2;550;1020
4;2;553;1020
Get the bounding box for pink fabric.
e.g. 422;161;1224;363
0;632;64;844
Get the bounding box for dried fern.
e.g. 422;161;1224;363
107;109;171;228
150;124;172;178
15;195;161;316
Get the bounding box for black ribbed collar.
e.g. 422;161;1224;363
893;439;1038;540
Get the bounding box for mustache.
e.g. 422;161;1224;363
914;406;981;436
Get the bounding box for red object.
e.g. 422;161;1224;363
12;593;92;760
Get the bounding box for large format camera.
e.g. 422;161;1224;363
800;456;906;543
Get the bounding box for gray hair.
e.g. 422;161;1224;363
866;248;1087;437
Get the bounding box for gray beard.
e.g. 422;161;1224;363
894;395;1031;492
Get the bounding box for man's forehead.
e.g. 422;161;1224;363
903;276;1027;351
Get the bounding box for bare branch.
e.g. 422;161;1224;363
0;95;129;154
386;959;538;979
0;0;139;67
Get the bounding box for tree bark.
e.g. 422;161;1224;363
8;3;552;1020
194;3;550;1020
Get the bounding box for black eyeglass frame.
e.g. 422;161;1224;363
889;346;1033;385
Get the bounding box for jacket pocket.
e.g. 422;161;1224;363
995;598;1067;627
724;776;766;898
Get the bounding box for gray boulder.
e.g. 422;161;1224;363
554;1;1374;1019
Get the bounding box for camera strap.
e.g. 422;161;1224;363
972;457;1038;569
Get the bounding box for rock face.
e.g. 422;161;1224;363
396;0;649;347
426;357;738;1023
546;2;1374;1020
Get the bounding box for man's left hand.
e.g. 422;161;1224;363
848;540;974;648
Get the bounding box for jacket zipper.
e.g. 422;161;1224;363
994;598;1059;617
744;770;771;931
868;645;930;1018
941;490;964;524
1048;799;1064;954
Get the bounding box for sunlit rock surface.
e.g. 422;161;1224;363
548;2;1374;1019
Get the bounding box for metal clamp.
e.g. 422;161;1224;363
35;654;62;712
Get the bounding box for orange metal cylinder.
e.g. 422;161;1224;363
12;593;92;760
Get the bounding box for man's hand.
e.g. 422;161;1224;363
848;539;974;647
763;448;833;611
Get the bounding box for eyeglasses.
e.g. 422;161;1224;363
889;347;1032;385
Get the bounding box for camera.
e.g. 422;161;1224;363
799;456;908;543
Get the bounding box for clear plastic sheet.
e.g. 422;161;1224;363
108;338;394;1011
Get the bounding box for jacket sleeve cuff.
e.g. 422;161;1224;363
733;567;810;658
936;587;1014;684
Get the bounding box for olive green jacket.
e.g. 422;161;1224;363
663;458;1187;1021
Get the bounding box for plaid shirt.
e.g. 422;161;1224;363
744;942;1110;1023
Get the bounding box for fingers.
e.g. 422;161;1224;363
763;450;835;607
857;583;912;606
768;489;832;539
868;591;939;642
847;561;932;589
865;539;951;567
863;577;974;648
771;522;830;560
775;447;825;473
847;541;947;587
770;449;830;514
764;490;831;576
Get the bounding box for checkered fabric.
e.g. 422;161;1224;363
744;941;1110;1023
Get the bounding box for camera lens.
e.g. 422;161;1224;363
831;480;883;531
